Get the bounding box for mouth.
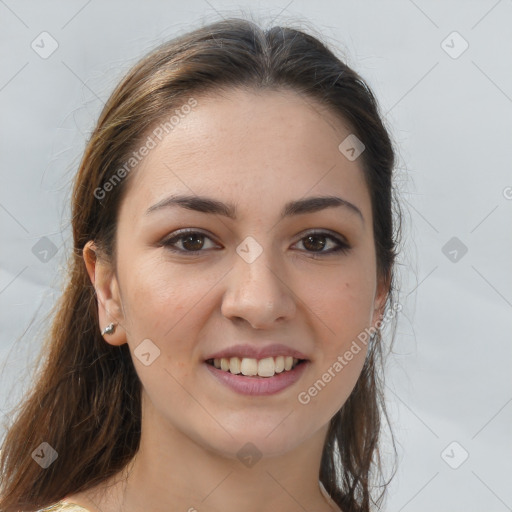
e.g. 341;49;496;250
205;356;307;378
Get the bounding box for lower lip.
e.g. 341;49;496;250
204;360;309;396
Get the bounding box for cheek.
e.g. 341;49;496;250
301;262;376;339
319;353;367;419
120;255;201;329
118;254;226;365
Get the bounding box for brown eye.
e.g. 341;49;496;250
294;231;350;257
160;230;219;253
302;234;327;252
180;233;205;251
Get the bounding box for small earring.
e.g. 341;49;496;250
101;322;117;336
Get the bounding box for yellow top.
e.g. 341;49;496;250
39;484;337;512
39;503;90;512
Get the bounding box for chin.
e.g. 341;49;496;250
197;422;313;461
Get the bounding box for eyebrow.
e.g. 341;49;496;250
145;194;364;224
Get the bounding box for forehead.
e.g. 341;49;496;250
120;87;370;221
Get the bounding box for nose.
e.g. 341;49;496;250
220;248;296;329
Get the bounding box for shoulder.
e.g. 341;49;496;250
38;502;91;512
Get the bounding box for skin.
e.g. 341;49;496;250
78;87;388;512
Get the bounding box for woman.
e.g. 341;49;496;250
0;16;402;512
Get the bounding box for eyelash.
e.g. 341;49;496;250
159;229;350;258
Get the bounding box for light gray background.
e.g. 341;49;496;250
1;1;511;511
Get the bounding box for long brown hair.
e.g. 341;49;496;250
0;17;402;512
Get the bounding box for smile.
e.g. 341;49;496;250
206;356;303;378
204;357;309;396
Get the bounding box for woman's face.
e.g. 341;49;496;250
100;88;387;458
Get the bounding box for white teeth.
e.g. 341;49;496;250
275;355;285;373
240;358;258;376
229;357;241;374
257;357;275;378
210;356;301;377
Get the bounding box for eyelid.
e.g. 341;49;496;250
294;228;349;244
291;229;350;257
159;228;220;249
159;228;350;255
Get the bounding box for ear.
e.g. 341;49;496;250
371;273;390;332
83;240;127;346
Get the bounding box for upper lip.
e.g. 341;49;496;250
205;343;310;361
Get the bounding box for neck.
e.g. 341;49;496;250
90;394;340;512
